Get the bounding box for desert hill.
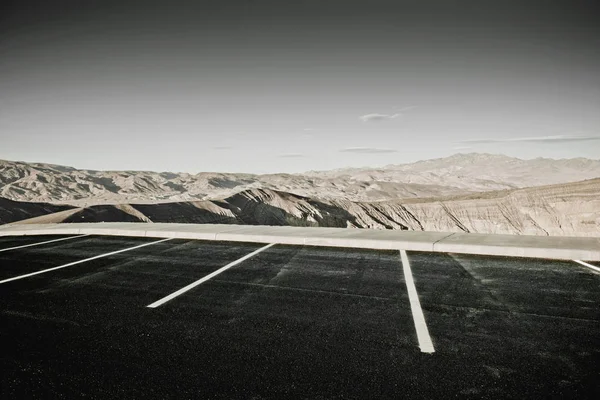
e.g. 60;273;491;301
2;153;600;205
0;197;74;225
10;178;600;237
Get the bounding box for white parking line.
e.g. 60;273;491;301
0;235;90;253
573;260;600;273
400;250;435;354
147;243;276;308
0;238;173;284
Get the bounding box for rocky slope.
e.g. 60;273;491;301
0;197;74;225
345;178;600;236
11;178;600;237
2;153;600;204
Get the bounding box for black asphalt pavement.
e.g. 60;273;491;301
0;234;83;254
0;235;598;399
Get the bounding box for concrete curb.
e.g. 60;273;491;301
0;223;598;261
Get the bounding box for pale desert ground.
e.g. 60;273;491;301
2;154;599;237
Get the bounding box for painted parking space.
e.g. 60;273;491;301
446;253;600;320
203;245;409;300
134;246;435;397
0;234;86;252
407;251;600;399
0;235;164;283
147;243;276;307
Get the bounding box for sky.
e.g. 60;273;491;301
1;0;599;173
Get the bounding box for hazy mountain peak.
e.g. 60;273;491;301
1;153;599;205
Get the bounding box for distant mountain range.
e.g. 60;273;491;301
1;153;599;236
2;153;600;205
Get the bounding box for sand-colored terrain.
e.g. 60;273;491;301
8;178;600;237
2;153;600;205
2;153;598;236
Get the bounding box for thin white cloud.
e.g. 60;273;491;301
340;147;397;154
511;135;600;143
279;153;307;158
359;113;401;122
453;146;473;150
458;134;600;144
359;106;416;123
301;128;316;137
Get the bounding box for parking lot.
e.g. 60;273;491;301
1;234;599;399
